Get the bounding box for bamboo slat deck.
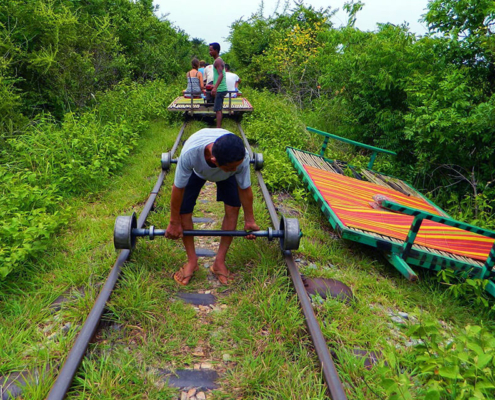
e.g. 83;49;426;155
291;149;424;199
167;96;253;113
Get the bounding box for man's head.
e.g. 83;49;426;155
225;64;231;72
209;42;221;58
199;60;206;68
211;134;245;172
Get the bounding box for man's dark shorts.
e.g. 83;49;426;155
180;172;241;214
213;91;228;112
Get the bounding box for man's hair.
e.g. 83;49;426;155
212;134;245;166
209;42;221;53
191;58;199;69
199;60;206;67
225;64;231;71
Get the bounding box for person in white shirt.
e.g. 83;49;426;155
225;64;241;98
203;64;214;85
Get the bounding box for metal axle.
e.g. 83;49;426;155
133;227;283;241
114;213;301;251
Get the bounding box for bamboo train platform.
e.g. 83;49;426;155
167;95;253;114
287;127;495;297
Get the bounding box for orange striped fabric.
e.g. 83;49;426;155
304;165;494;261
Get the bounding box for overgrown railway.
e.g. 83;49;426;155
16;119;348;399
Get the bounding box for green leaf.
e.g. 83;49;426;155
438;365;462;380
467;342;485;356
458;352;470;362
381;378;397;392
424;390;440;400
475;380;495;390
476;354;492;369
467;325;482;336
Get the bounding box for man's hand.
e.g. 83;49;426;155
165;221;183;240
212;87;217;96
244;220;260;240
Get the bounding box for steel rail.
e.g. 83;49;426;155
237;123;348;400
46;121;188;400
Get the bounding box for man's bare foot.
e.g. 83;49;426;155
173;262;199;286
210;262;235;285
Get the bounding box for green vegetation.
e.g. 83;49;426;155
227;1;495;227
2;116;492;399
385;323;495;399
0;118;191;395
0;0;206;280
1;80;180;280
2;0;495;399
0;0;192;119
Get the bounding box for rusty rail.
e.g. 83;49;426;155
237;123;348;400
46;122;187;400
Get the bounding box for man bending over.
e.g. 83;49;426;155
166;128;259;285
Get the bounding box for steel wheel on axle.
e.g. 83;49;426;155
114;212;137;250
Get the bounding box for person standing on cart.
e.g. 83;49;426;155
209;42;228;128
165;128;259;285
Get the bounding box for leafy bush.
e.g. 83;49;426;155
0;80;181;280
6;80;180;193
8;113;139;192
241;88;309;191
0;168;66;279
227;2;495;227
0;74;25;135
382;323;495;399
96;79;183;125
0;0;192;118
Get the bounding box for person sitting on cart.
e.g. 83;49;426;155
183;58;205;98
203;63;214;86
166;128;259;285
225;64;241;98
198;60;206;77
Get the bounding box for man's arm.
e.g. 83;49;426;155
238;186;259;232
165;184;186;239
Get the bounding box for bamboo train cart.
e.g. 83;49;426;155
287;127;495;297
167;91;253;116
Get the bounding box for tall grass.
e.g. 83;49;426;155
0;80;181;280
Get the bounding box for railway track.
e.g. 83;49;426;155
44;120;347;400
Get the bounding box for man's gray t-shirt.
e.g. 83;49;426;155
174;128;251;189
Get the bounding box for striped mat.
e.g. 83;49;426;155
304;165;494;261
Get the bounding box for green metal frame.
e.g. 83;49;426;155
307;127;397;169
286;146;495;295
381;200;495;277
